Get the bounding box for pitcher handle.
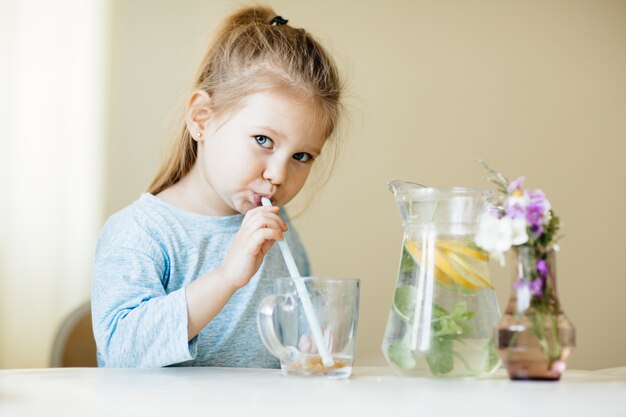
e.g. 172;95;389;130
256;295;299;365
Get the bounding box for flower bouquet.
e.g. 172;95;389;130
474;161;575;381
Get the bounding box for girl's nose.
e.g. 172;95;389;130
263;158;288;185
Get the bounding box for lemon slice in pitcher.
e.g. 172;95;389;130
404;242;453;287
445;251;494;289
435;240;489;261
404;240;491;291
433;249;481;291
438;250;494;290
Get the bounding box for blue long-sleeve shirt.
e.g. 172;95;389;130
91;193;310;368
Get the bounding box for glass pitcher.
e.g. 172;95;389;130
382;180;501;377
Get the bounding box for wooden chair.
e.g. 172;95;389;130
50;301;98;367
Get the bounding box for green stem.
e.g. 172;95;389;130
507;330;519;363
531;309;549;360
549;311;561;365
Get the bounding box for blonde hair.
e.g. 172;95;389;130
148;5;343;195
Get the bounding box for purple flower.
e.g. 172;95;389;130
525;189;551;214
505;177;527;219
523;189;551;236
508;176;525;193
526;204;545;235
504;198;526;219
536;259;549;276
530;223;543;236
529;278;544;297
514;277;543;298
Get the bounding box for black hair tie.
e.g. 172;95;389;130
270;16;288;26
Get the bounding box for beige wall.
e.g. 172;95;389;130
106;0;626;370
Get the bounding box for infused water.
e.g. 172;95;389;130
382;239;501;377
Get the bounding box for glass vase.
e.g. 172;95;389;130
495;247;575;380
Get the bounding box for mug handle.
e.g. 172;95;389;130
256;295;299;364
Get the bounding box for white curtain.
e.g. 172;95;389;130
0;0;107;368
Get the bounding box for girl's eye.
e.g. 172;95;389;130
293;152;313;163
255;135;273;149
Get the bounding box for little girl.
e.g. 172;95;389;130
91;5;343;368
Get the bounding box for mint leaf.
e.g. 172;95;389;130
433;304;449;318
426;301;478;376
435;318;463;337
432;303;471;338
388;342;416;369
425;336;454;375
450;302;475;335
400;246;417;273
450;301;468;317
485;337;500;372
466;241;482;251
393;285;416;322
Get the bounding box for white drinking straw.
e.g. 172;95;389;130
261;197;335;367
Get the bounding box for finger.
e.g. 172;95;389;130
241;206;281;227
259;239;274;256
243;212;288;232
243;218;286;236
298;335;313;353
242;205;280;221
258;227;284;242
246;228;284;256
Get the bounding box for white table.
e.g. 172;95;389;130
1;366;625;417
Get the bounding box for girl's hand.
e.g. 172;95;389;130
219;205;287;289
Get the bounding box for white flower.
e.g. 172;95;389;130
511;218;529;245
475;214;512;253
475;213;529;266
490;251;506;267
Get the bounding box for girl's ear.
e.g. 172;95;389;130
185;90;212;142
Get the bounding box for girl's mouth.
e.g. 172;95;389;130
252;194;271;207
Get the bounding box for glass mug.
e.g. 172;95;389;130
257;277;360;378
